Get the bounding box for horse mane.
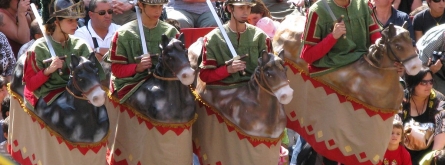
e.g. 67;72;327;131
367;38;385;65
164;38;185;52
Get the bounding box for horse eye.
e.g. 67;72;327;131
79;78;83;82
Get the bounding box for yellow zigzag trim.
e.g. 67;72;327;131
284;59;398;114
106;90;198;128
7;84;109;148
189;85;284;143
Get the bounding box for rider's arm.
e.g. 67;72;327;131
199;66;230;83
23;52;50;92
300;34;337;64
111;63;138;78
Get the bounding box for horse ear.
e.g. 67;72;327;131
161;34;170;50
70;54;80;70
388;23;396;38
402;21;408;30
88;52;96;65
177;33;185;44
261;50;270;66
278;50;285;60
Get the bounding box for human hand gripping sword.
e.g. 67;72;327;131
206;0;247;75
31;3;64;75
132;0;155;75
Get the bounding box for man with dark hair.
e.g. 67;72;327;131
75;0;121;61
18;19;43;58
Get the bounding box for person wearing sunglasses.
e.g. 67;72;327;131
74;0;121;61
412;0;445;41
399;67;445;165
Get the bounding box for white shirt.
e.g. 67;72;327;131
74;20;121;50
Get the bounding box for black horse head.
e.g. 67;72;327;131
67;53;105;107
156;34;195;85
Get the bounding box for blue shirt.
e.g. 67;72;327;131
374;7;415;43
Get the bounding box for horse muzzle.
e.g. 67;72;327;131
404;57;422;76
274;85;294;105
177;68;196;85
85;86;106;107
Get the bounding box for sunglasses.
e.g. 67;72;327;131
92;9;114;16
419;79;434;86
432;0;445;3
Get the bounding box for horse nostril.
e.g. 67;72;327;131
93;96;98;103
280;95;287;101
182;74;187;79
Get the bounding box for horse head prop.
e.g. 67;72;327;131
368;23;422;75
125;34;196;123
197;50;293;138
254;50;293;105
67;54;106;107
155;34;195;85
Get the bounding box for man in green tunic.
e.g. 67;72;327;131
199;0;271;88
108;0;179;103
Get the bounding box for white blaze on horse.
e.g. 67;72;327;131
275;14;423;164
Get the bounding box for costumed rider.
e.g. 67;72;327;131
108;0;179;103
23;0;106;110
199;0;272;87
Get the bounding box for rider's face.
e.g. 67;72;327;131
139;4;163;19
229;5;252;23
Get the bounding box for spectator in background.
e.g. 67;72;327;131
75;0;121;61
262;0;296;21
416;24;445;95
0;117;14;163
111;0;137;25
0;0;32;56
0;32;17;81
165;0;217;28
383;118;412;165
412;0;445;41
18;19;42;58
372;0;415;42
247;0;279;38
393;0;423;15
419;149;445;165
0;76;9;143
165;18;181;31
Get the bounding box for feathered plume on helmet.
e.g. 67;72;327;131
41;0;85;24
138;0;168;5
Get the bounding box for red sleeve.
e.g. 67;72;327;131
23;52;49;92
300;34;338;64
111;63;138;78
199;65;231;83
370;32;381;44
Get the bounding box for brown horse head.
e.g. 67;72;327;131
158;34;195;85
371;23;422;75
255;50;293;104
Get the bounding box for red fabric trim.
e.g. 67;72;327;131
23;51;49;92
201;37;211;67
303;12;320;44
266;37;271;53
116;83;137;99
42;87;65;103
300;34;337;64
24;86;38;107
111;63;137;78
199;65;230;83
110;32;128;62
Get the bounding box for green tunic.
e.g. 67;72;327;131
200;24;270;89
26;36;105;105
302;0;380;76
108;20;179;103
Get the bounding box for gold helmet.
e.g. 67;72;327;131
139;0;168;5
42;0;86;24
226;0;256;6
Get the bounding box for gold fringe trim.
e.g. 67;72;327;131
189;85;283;143
8;84;109;148
284;59;398;114
106;90;198;128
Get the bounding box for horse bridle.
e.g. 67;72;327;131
254;66;289;96
66;70;101;100
385;41;418;65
